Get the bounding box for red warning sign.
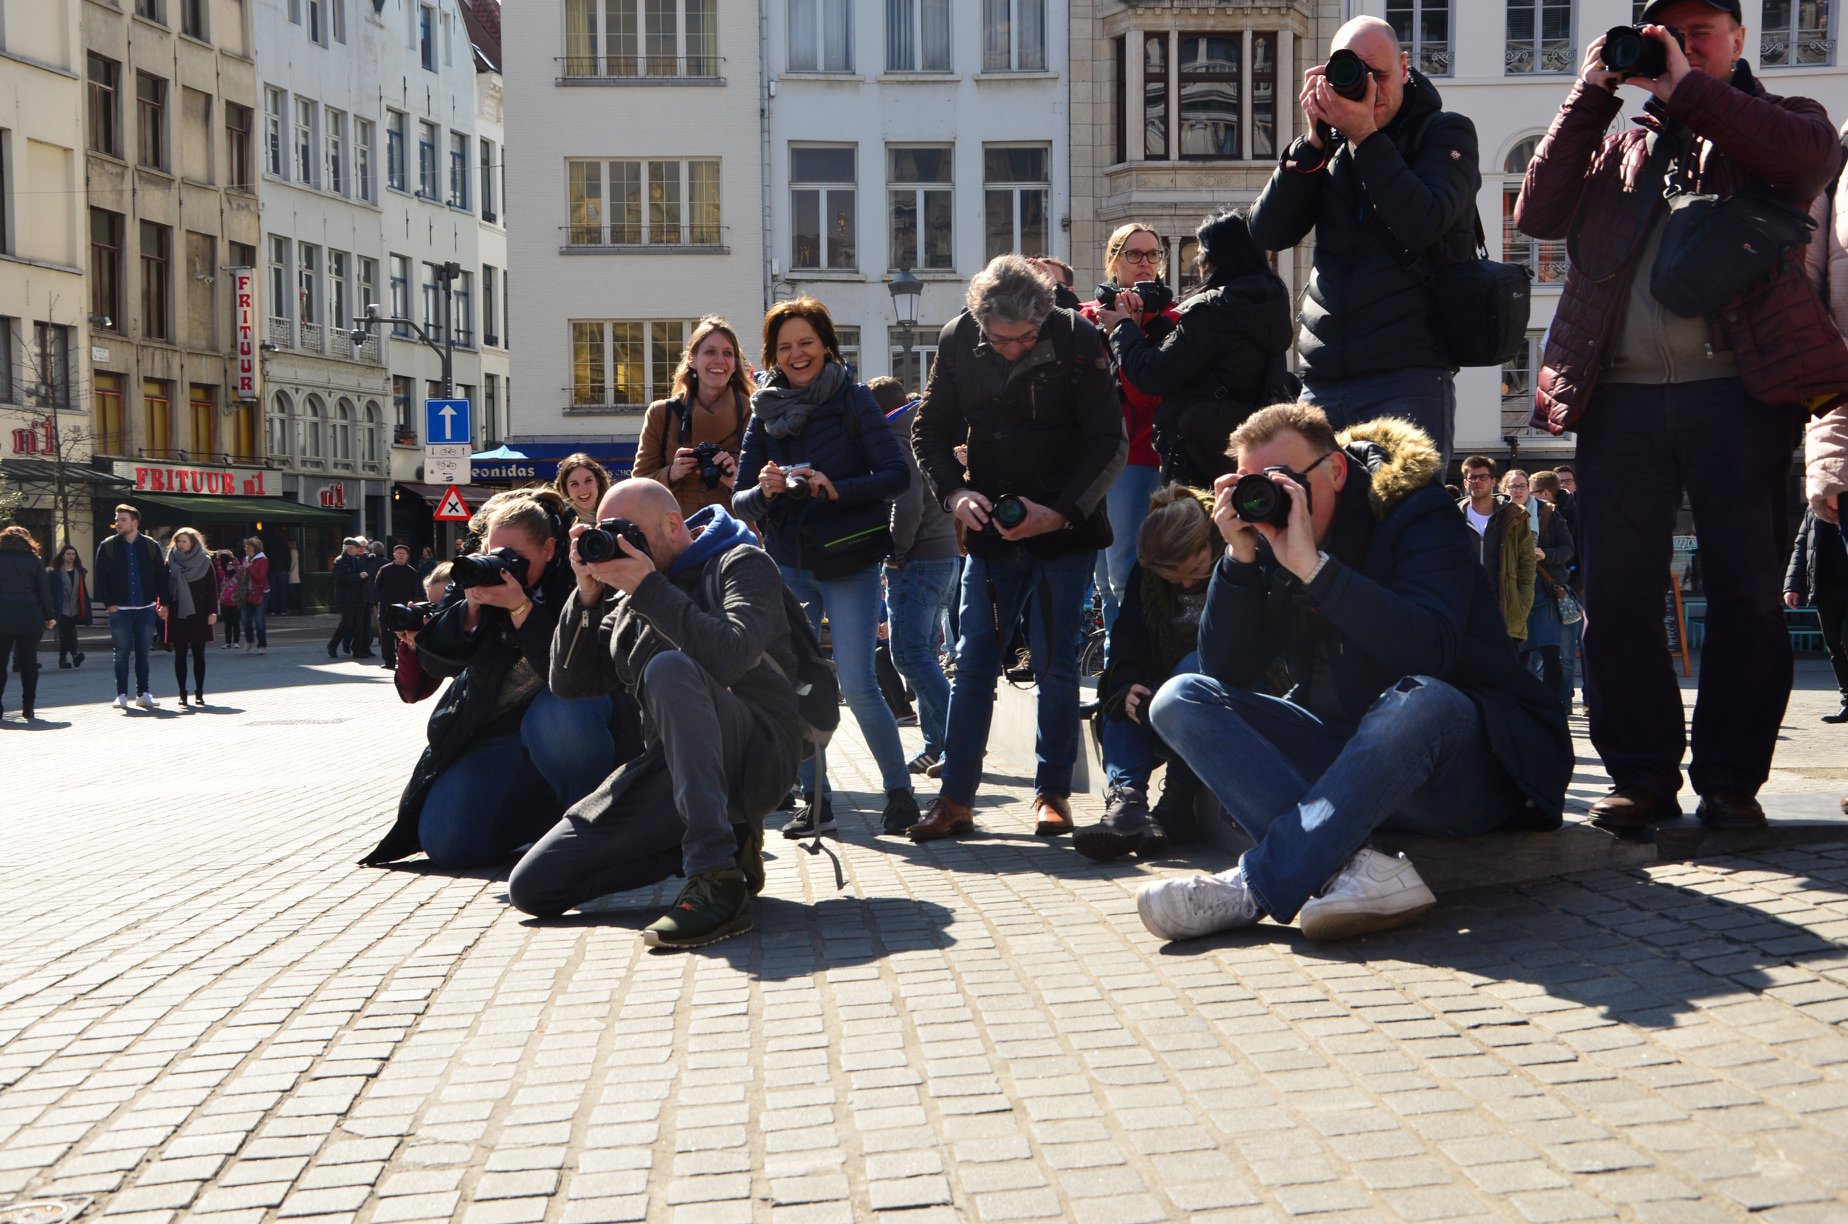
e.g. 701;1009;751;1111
433;485;472;522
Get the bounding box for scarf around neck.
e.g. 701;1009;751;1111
750;361;850;440
168;544;214;618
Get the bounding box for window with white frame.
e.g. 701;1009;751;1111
389;254;411;337
297;242;320;327
269;390;293;460
570;319;690;408
421;262;440;332
329;250;350;341
1505;0;1574;74
358;256;378;323
455;271;473;346
1500;329;1548;439
888;145;952;271
888;330;937;393
448;132;469;208
1135;30;1282;163
354;117;374;202
483;265;499;345
567;158;720;245
268;237;290;332
835;325;860;376
417;121;438;198
791;146;857;270
302;393;325;461
480;138;497;222
264;89;285;177
419;4;437;71
787;0;853;72
385;109;407;191
562;0;719;78
333;397;354;464
1387;1;1452;76
325;108;346;195
887;0;951;71
981;0;1045;71
363;401;382;465
1501;136;1565;286
983;145;1048;262
333;0;346;43
1761;1;1835;66
293;97;317;187
307;0;327;45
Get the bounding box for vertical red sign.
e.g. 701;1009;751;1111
233;267;257;400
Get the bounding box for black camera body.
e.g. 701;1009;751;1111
577;516;652;564
1231;467;1314;529
782;463;814;502
1323;48;1372;101
1600;24;1684;78
692;441;726;488
981;493;1030;536
1095;280;1177;314
381;600;439;634
450;546;530;591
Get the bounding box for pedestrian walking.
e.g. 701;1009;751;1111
373;543;425;672
1514;0;1848;832
0;525;56;722
48;543;89;669
163;527;218;709
93;504;169;709
1504;470;1574;702
216;549;244;649
240;537;270;653
327;538;368;657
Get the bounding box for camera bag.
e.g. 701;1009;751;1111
775;386;895;581
1650;182;1816;318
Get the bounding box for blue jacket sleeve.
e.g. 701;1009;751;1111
1196;552;1284;688
730;416;771;523
827;387;910;510
1298;503;1474;678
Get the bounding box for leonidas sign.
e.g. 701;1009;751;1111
112;460;273;497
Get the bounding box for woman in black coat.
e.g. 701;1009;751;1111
1096;208;1296;488
162;527;219;708
0;525;56;721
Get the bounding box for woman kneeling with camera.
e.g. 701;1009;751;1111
361;488;624;869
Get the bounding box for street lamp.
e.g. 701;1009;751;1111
887;269;923;388
349;261;462;397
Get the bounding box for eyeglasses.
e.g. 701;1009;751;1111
983;325;1040;349
1463;473;1493;483
1119;249;1162;265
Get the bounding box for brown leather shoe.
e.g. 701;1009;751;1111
1033;792;1074;837
908;796;975;842
1587;786;1682;833
1695;789;1767;829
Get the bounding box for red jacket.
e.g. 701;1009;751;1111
1080;300;1180;468
243;553;270;605
1514;66;1848;433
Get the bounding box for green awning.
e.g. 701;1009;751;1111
129;492;352;525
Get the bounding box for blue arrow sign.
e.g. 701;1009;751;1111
425;398;472;444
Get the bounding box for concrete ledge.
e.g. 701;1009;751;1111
981;676;1097;798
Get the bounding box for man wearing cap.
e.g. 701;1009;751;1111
1515;0;1848;835
327;537;370;659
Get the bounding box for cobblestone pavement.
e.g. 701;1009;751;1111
3;646;1847;1222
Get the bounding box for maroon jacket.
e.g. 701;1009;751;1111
1514;65;1848;434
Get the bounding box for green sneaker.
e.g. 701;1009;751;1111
736;820;766;896
643;869;752;949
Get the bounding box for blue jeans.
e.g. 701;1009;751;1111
1559;614;1581;704
419;689;614;868
783;563;910;794
1303;367;1456;471
241;601;268;648
941;557;963;665
1097;464;1163;639
109;606;159;696
1150;672;1521;922
938;548;1096;804
887;558;959;757
1102;652;1197;792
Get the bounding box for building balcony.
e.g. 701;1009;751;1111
555;54;724;84
266;316;293;347
298;321;324;353
559;223;728;252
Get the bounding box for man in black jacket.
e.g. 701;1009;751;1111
1136;405;1570;943
373;544;426;672
1247;15;1479;467
326;538;369;658
909;255;1128;841
93;504;170;709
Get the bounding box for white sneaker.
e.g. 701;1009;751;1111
1298;848;1436;942
256;647;267;655
1137;858;1262;941
113;693;128;709
135;693;155;710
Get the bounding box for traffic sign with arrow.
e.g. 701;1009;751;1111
425;398;472;445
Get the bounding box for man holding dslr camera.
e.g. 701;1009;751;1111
1514;0;1848;833
1135;405;1570;944
507;480;804;949
1247;16;1479;468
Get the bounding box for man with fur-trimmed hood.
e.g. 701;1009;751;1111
1135;405;1571;944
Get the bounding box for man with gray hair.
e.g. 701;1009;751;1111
909;254;1127;840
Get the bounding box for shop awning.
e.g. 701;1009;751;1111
0;459;133;491
395;482;495;509
129;492;352;525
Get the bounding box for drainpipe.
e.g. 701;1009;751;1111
760;0;775;311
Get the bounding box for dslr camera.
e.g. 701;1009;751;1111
1600;24;1685;79
576;516;653;564
381;600;439;635
1314;47;1375;144
782;462;814;502
692;441;727;488
450;546;530;591
1230;466;1315;529
1096;281;1177;315
981;493;1030;536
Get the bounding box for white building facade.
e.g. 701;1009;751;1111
468;9;509;453
766;0;1071;391
501;0;764;478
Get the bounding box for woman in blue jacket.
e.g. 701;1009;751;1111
732;298;916;838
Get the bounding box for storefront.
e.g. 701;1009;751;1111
468;441;640;488
0;457;131;563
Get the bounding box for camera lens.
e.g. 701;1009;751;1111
1231;474;1291;528
786;475;812;502
1601;26;1646;70
577;528;616;564
991;495;1028;530
1324;49;1370;101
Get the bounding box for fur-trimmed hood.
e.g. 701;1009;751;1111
1335;417;1443;519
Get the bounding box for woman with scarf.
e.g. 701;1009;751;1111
49;543;90;669
732;297;916;838
634;317;752;517
162;527;219;708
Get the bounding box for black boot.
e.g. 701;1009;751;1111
1824;655;1848;723
1149;765;1205;848
1074;784;1154;862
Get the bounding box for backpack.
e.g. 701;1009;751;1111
700;557;841;756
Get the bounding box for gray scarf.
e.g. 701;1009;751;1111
168;544;214;618
750;361;850;440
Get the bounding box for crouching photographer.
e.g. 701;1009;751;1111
360;489;623;870
507;480;806;950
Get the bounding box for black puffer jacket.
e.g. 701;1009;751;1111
1248;70;1480;383
0;549;54;635
1107;274;1295;485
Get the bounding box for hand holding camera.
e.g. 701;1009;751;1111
1304;48;1381;148
1095;281;1176;330
1214;466;1319;579
953;490;1065;542
764;461;837;503
1590;24;1689;98
453;547;530;611
569;518;655;596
